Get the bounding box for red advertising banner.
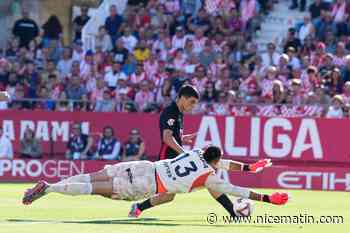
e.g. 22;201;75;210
227;166;350;191
0;159;113;183
1;159;348;191
0;110;350;163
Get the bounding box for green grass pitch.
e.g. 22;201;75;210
1;183;349;233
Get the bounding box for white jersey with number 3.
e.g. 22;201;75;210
154;149;215;193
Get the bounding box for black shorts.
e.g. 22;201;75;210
159;143;178;160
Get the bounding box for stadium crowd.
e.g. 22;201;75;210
0;0;350;119
0;122;146;161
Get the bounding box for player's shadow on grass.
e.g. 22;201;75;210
6;218;275;228
7;218;179;227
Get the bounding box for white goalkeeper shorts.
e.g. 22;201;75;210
104;161;157;201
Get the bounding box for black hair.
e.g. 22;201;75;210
103;126;114;135
42;15;62;39
178;85;200;99
203;146;222;164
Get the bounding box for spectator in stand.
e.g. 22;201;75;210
73;6;91;41
172;26;188;50
322;67;343;95
121;128;146;162
187;8;210;33
56;92;71;111
80;50;95;80
290;78;305;105
57;47;73;79
104;61;127;90
66;75;87;101
66;123;93;160
240;0;258;32
202;81;219;103
0;126;13;159
95;26;113;52
72;40;85;62
24;61;40;100
42;15;63;48
287;47;302;70
121;27;138;53
181;0;202;17
283;28;302;52
0;58;9;90
261;43;280;67
113;38;129;64
290;0;307;11
94;126;121;160
341;81;350;104
105;5;124;45
326;94;344;118
41;59;60;85
47;74;62;100
341;55;350;83
95;90;115;112
297;15;315;42
12;10;39;48
5;38;20;59
134;80;155;112
36;86;55;111
20;128;42;159
213;92;229;115
118;89;138;112
69;60;81;79
3;0;350;119
134;40;151;62
314;10;337;41
272;80;286;104
309;0;330;20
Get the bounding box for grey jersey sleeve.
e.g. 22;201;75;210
204;174;250;198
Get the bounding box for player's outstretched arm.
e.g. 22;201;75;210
217;159;272;173
250;191;289;205
204;175;288;205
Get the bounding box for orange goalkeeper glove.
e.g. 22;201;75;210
249;159;272;173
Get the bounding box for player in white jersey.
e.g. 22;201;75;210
22;146;288;209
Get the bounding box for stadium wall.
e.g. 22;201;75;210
0;159;348;191
0;110;349;191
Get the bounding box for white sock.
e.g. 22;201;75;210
57;174;91;185
46;183;93;196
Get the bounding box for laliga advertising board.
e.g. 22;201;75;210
0;111;348;162
0;110;349;191
0;159;349;191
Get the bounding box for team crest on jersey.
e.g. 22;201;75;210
167;118;175;126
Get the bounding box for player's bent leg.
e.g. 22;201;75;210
91;180;114;197
56;173;91;185
90;169;111;182
208;189;222;198
22;180;50;205
56;168;110;185
46;182;93;196
150;193;176;206
23;180;94;205
129;193;176;218
208;189;237;218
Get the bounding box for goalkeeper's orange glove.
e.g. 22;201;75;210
249;159;272;173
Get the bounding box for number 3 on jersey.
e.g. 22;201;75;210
170;153;198;177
